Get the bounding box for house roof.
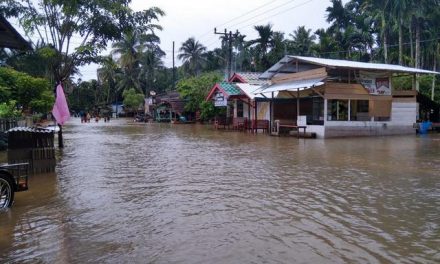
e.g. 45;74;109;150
0;16;31;50
260;55;439;79
235;83;267;99
206;82;245;101
229;72;268;85
255;78;325;94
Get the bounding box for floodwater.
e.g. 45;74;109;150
1;118;439;263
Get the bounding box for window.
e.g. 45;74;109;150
237;100;244;118
327;100;348;121
350;100;369;121
369;99;391;121
312;97;324;125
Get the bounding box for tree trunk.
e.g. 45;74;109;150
432;62;436;101
409;18;414;67
415;18;420;69
415;17;421;91
382;13;388;63
432;44;439;101
398;16;403;65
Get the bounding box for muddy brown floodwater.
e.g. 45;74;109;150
1;118;440;263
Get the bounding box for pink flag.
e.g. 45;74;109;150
52;84;70;125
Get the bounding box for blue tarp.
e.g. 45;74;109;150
419;121;432;134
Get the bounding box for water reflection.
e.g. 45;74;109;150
1;118;439;263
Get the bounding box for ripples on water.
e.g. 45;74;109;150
1;118;439;263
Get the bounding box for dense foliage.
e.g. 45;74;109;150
0;0;164;83
3;0;440;117
176;72;222;120
122;88;144;113
0;67;53;114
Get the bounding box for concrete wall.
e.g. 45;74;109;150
313;100;417;138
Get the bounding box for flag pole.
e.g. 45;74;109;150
58;123;63;148
54;82;64;148
53;82;70;149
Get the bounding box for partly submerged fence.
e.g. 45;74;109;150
0;118;26;132
7;127;56;174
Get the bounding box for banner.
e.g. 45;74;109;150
52;84;71;125
214;92;227;107
359;71;391;95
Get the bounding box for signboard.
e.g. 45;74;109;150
214;92;227;107
359;71;391;95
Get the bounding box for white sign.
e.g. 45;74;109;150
359;71;391;95
214;92;227;107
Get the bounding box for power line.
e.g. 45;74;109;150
196;0;286;40
238;0;315;31
225;0;303;30
204;0;315;49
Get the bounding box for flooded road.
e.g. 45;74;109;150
1;118;439;263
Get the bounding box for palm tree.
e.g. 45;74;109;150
290;26;316;56
138;49;164;95
111;31;142;92
98;55;119;104
247;24;275;71
389;0;410;65
112;31;140;71
362;0;391;63
178;37;207;76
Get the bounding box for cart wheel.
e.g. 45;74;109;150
0;174;14;209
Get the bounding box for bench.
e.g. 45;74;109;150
272;119;307;138
251;119;269;133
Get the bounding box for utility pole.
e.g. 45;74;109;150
214;28;239;79
172;41;176;90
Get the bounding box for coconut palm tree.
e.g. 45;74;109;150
361;0;391;63
138;49;164;95
247;24;275;71
389;0;410;65
290;26;316;56
98;55;119;103
178;37;207;76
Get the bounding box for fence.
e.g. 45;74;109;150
0;118;26;132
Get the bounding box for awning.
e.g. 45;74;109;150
255;77;325;94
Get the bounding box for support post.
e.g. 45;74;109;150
173;41;176;90
297;88;300;122
58;125;63;148
270;92;274;133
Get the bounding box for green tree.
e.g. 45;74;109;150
0;1;164;83
289;26;316;56
97;55;119;104
176;72;222;117
247;24;275;71
138;49;165;96
68;80;99;113
178;37;207;76
0;67;53;113
122;88;144;114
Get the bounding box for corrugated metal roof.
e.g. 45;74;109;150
7;127;54;133
235;83;273;99
260;55;439;79
255;78;325;93
233;72;269;85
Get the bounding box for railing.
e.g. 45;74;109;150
0;119;18;132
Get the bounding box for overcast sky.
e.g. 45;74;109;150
79;0;339;80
